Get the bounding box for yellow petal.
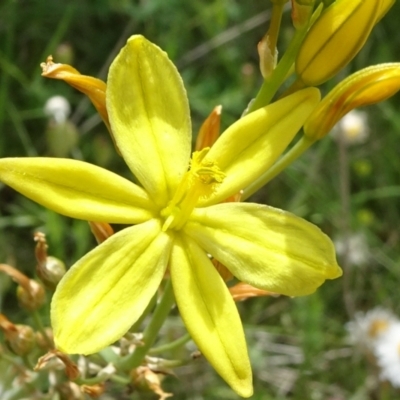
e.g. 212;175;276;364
52;219;172;354
170;234;253;398
200;88;320;206
185;203;342;296
0;158;155;224
107;35;191;207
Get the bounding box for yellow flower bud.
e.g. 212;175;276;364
296;0;380;86
304;63;400;140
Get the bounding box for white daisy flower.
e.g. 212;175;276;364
375;322;400;387
331;109;369;145
346;307;398;350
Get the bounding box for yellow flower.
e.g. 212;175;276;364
0;35;342;397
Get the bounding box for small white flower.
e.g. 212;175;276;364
44;95;71;125
346;307;398;350
334;232;369;267
331;110;369;145
375;322;400;387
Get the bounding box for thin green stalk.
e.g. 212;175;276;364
242;135;315;200
152;357;193;368
117;280;175;371
129;290;157;333
31;310;53;349
0;0;16;155
21;354;34;369
75;372;130;386
7;102;37;156
266;1;286;56
246;2;323;114
338;132;355;318
149;333;191;355
247;22;310;113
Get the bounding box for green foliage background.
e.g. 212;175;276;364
1;0;400;399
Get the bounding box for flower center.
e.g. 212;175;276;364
160;148;225;231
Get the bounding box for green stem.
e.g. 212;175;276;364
242;135;315;200
149;333;191;355
75;372;130;386
153;357;193;368
117;280;175;371
129;290;157;333
266;1;286;56
247;21;310;113
21;354;34;369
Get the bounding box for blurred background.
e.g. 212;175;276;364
1;0;400;399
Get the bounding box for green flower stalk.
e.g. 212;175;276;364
0;35;342;397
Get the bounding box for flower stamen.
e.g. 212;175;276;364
161;148;225;231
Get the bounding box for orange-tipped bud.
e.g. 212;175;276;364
296;0;381;86
41;56;109;129
195;105;222;151
229;282;277;302
0;314;36;355
304;63;400;140
88;221;114;244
